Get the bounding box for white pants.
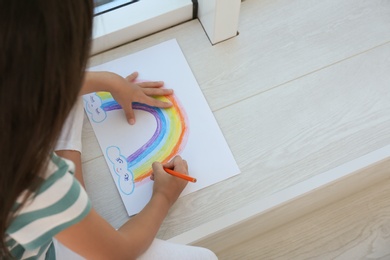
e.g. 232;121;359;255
54;99;218;260
54;238;217;260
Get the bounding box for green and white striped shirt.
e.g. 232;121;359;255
6;153;91;259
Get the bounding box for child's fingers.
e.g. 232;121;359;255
151;161;167;180
163;156;188;174
182;159;188;170
143;96;172;109
162;160;174;169
152;161;163;172
123;105;136;125
138;81;164;88
163;155;183;168
126;72;138;82
175;159;188;174
142;88;173;97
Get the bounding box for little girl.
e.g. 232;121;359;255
0;1;217;259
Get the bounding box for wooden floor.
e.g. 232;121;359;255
82;0;390;258
220;178;390;260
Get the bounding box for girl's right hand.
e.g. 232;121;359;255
151;156;188;207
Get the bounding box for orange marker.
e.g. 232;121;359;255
163;167;197;183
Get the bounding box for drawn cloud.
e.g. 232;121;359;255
106;146;135;195
84;93;107;123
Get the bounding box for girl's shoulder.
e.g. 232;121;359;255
6;153;91;259
49;152;76;177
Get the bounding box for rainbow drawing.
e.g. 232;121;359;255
84;90;188;194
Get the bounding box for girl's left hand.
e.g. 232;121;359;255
111;72;173;125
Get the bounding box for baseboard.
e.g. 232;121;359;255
168;145;390;254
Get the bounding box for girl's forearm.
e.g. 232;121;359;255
117;193;172;256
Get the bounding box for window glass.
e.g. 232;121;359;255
94;0;138;15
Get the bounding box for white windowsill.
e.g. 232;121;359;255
92;0;193;54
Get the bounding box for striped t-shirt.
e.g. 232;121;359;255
6;153;91;259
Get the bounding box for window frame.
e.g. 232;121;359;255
91;0;241;54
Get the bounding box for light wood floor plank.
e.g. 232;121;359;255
218;179;390;260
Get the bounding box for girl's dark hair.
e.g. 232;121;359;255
0;0;93;257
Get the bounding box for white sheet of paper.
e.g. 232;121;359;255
84;39;240;215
